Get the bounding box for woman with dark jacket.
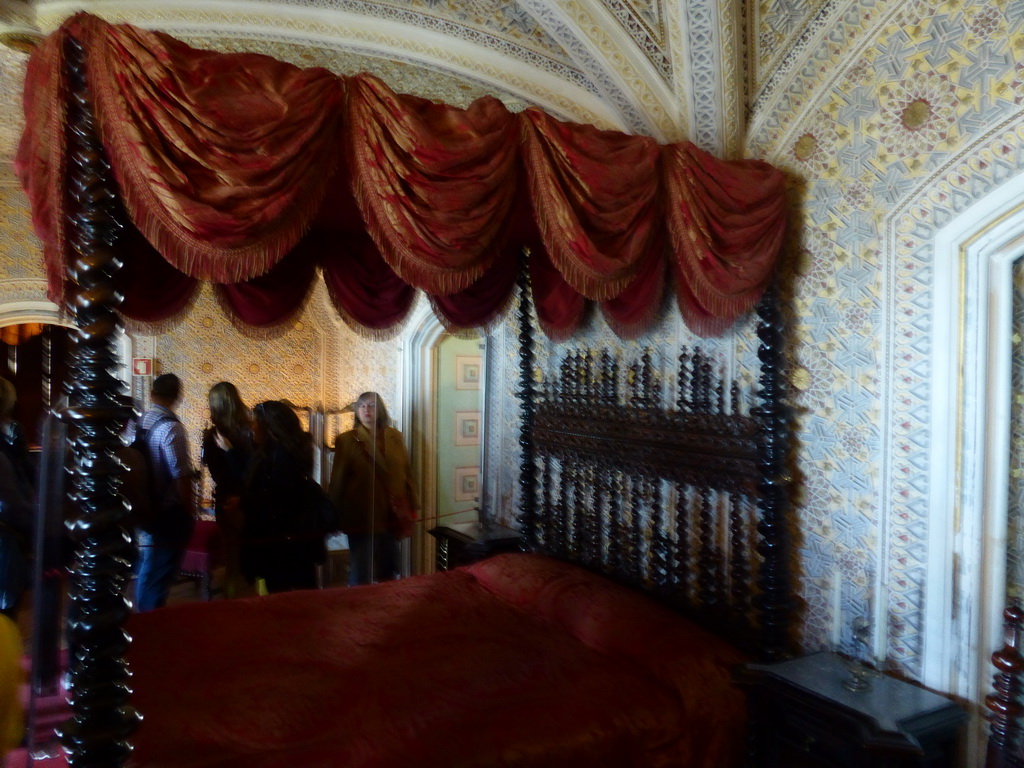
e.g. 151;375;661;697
201;382;254;598
241;400;326;593
328;392;418;586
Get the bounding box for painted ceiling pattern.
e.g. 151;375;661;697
600;0;671;78
750;0;835;113
1;0;758;170
242;0;590;85
238;0;675;83
23;0;688;140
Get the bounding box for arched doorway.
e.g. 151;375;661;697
401;305;486;576
0;323;70;449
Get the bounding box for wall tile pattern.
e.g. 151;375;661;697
749;0;1024;675
0;188;50;282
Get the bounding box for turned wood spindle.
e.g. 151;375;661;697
986;602;1024;768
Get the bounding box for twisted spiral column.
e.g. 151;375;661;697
751;283;797;661
515;251;539;548
57;34;140;767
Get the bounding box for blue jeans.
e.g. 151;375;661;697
347;533;397;586
135;513;193;611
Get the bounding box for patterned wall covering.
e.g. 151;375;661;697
0;47;29;177
0;186;46;282
127;281;401;494
748;0;1024;676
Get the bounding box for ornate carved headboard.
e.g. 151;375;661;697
513;268;796;661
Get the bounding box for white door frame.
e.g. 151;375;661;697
401;302;446;575
925;173;1024;762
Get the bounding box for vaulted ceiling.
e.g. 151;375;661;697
0;0;830;186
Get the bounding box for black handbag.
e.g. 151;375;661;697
304;478;341;536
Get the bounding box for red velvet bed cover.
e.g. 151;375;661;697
124;553;747;768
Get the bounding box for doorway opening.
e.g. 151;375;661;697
0;323;71;451
925;173;1024;763
402;305;487;576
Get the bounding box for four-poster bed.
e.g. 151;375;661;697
13;12;801;768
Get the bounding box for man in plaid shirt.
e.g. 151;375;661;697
135;373;197;611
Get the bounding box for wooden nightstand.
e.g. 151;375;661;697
427;521;521;571
737;652;966;768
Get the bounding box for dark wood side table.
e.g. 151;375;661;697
736;652;966;768
427;521;521;571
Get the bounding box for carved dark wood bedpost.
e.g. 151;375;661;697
515;250;539;548
751;282;796;661
58;34;140;766
986;602;1024;768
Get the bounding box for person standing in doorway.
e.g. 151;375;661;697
135;373;196;611
328;392;417;586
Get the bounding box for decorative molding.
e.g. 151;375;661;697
683;0;722;155
750;0;835;109
599;0;672;80
515;0;674;138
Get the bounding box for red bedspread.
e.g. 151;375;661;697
125;554;746;768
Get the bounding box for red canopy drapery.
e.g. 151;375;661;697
16;12;787;339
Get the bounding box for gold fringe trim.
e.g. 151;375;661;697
81;15;341;284
32;15;788;343
34;25;71;308
345;73;505;297
518;110;661;303
661;141;786;331
427;280;518;339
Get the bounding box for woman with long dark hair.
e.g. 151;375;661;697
241;400;326;593
328;392;417;586
201;382;253;598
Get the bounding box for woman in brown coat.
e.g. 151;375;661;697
328;392;417;586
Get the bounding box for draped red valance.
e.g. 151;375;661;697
16;12;787;339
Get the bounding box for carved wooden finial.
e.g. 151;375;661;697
986;602;1024;768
